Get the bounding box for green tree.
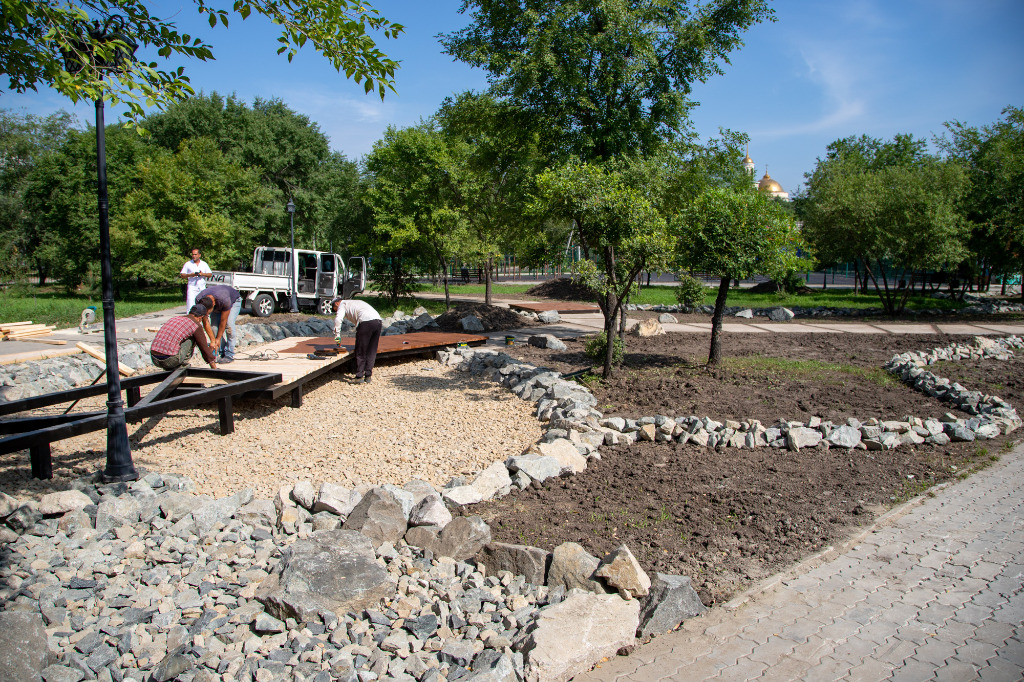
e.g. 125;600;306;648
2;0;403;118
21;121;151;289
940;106;1024;298
800;155;970;314
365;123;469;308
673;187;803;365
0;108;76;282
434;91;545;304
534;159;672;377
111;136;275;282
441;0;773;163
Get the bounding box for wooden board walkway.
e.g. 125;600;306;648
228;331;488;406
509;301;601;314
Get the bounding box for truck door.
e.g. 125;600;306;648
342;257;366;299
317;253;339;298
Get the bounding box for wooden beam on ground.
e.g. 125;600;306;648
14;338;66;345
75;342;136;376
0;321;35;330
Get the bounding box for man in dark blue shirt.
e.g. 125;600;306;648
197;284;242;363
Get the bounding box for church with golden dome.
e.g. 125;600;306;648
742;147;790;201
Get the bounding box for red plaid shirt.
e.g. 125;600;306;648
151;316;215;363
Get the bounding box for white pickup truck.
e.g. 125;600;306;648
210;247;366;317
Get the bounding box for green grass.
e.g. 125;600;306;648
0;286;183;329
415;283;536;297
723;356;901;388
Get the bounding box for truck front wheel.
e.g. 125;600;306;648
252;293;275;318
318;298;334;316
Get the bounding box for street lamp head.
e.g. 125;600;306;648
286;199;295;214
61;15;138;75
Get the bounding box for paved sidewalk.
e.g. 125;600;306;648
578;444;1024;681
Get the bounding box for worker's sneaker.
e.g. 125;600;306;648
220;357;234;364
351;376;364;384
365;376;372;384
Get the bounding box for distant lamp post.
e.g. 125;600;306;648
286;199;298;313
62;16;139;482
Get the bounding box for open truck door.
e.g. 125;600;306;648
316;253;341;314
342;257;366;299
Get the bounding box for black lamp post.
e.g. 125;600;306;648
63;17;139;482
286;199;298;313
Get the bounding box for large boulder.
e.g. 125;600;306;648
637;573;707;638
460;315;486;332
547;542;607;594
768;306;795;321
256;530;394;622
528;334;567;351
342;488;408;546
519;592;639;682
476;543;551;586
38;490;93;516
630;318;664;337
535;439;588;474
537;310;561;324
438;515;492;560
594;545;651;599
0;612;52;681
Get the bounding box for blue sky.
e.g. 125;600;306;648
4;0;1023;195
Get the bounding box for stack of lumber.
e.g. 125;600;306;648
76;341;135;376
1;321;60;342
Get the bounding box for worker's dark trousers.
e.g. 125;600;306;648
354;319;383;378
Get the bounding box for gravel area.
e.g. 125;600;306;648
1;358;543;500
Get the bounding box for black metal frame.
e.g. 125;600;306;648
0;368;281;479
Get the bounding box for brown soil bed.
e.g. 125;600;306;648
465;332;1022;606
524;278;595;301
433;303;535;332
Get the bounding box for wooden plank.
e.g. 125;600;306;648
75;342;136;377
0;321;35;329
12;338;66;345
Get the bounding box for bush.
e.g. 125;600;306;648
584;332;624;365
674;274;706;307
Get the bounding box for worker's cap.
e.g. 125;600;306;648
189;304;209;317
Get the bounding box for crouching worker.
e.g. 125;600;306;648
332;297;382;383
150;305;219;370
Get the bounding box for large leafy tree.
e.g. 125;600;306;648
365;123;471;309
2;0;404;118
673;187;802;365
800;154;970;314
434;91;545;304
111;136;275;280
940;106;1024;298
535;159;672;377
442;0;773;163
0;108;76;281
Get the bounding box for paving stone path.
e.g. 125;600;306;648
579;442;1024;682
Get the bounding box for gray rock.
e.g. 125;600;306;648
734;309;754;319
547;542;607;594
786;427;823;450
470;461;513;499
946;423;976;442
476;543;551;585
150;651;194;681
767;307;795;321
256;529;395;622
342;488;408;546
291;480;318;510
314;483;362;518
826;425;862;449
438;516;491;560
38;490;93;516
41;665;85;682
441;485;485;507
180;488;254;536
537;310;561;324
404;525;441;554
520;592;639;682
409;494;452;529
95;496;141;533
595;545;651;598
535;439;587;474
0;612;52;681
233;498;277;528
505;454;562;483
0;490;19;517
460;315;486;332
637;573;707;638
528;334;567;351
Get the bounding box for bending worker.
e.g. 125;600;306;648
196;284;242;364
333;297;382;384
150;305;218;370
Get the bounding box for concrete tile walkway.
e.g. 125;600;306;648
577;442;1024;682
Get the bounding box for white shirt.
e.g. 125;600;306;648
334;299;381;335
181;259;211;291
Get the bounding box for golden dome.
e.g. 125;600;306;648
758;172;783;193
743;153;754;164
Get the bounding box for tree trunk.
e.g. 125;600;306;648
707;276;732;366
440;255;450;310
484;256;493;305
603;288;617;378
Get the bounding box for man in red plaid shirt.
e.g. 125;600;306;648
150;305;219;370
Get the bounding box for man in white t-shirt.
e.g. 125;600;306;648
333;298;383;383
180;248;212;312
